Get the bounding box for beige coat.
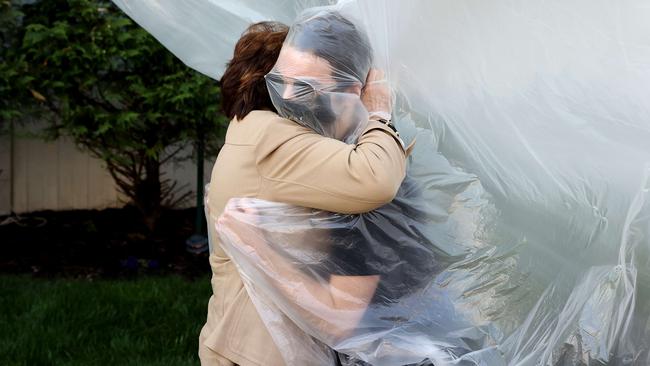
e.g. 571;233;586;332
198;110;407;366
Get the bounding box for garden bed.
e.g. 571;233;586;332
0;206;211;279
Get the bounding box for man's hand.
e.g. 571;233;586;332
361;68;392;120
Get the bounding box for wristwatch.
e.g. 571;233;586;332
371;117;406;150
373;117;399;137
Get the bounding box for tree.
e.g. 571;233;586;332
1;1;34;133
3;0;227;230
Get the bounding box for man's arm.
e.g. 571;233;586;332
218;207;379;340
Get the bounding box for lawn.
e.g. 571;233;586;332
0;275;212;366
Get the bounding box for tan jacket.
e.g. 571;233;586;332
199;110;407;366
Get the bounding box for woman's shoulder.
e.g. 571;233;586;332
230;109;315;147
236;110;291;127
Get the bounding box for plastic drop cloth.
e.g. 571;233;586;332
113;0;650;365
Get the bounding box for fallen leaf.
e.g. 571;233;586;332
29;89;47;102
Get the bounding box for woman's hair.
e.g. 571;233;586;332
220;21;289;120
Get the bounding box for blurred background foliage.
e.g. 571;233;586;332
1;2;223;364
0;0;228;230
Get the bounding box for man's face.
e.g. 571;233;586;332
266;45;367;142
273;46;339;99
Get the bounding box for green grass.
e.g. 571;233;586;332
0;275;212;366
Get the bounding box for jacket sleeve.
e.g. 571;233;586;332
255;117;407;214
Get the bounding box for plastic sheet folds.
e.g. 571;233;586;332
114;1;650;364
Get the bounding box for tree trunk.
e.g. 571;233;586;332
135;156;162;232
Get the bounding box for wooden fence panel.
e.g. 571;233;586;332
0;135;10;215
0;133;212;215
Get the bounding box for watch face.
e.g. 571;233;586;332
382;120;398;134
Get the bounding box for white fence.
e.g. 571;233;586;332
0;127;212;215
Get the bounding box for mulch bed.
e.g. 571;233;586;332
0;206;211;280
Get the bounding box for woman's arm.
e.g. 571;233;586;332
255;117;407;214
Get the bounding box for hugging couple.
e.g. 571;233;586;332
199;7;443;366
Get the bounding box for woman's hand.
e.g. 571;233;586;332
361;68;392;120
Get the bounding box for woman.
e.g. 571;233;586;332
199;15;407;366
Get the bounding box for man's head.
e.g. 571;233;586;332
266;10;373;142
289;11;373;85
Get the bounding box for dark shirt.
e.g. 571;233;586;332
325;177;442;305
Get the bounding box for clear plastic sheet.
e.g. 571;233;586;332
111;0;330;80
216;127;488;365
113;0;650;364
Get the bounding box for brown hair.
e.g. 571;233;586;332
220;21;289;120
